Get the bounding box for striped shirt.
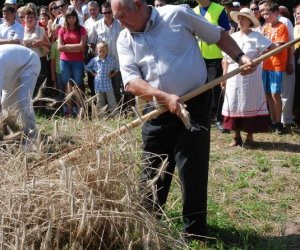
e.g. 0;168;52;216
85;55;118;93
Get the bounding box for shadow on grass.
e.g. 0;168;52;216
207;225;300;250
166;210;299;250
35;107;63;119
252;141;300;153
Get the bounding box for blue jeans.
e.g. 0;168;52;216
60;60;84;87
56;73;64;100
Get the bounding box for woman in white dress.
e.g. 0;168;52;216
221;8;276;147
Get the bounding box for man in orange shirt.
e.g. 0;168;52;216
259;0;289;135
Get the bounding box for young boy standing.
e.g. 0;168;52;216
259;1;289;134
85;41;119;115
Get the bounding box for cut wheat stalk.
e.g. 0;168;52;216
100;37;300;143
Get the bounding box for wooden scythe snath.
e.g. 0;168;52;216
99;37;300;143
37;37;300;166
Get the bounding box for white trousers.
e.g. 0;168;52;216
281;60;295;124
2;74;38;136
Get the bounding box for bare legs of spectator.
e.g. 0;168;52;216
229;129;242;147
266;93;284;134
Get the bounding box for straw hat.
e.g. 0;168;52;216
4;0;17;4
230;7;260;28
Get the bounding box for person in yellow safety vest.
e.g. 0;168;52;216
194;0;231;133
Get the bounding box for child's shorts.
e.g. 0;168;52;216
262;70;283;94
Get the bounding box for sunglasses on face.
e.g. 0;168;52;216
51;6;60;11
57;4;66;8
251;7;259;11
102;11;112;15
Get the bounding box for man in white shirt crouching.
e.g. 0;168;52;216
0;45;41;138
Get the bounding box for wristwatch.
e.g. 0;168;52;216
234;52;245;63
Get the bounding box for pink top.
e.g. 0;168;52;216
58;26;86;61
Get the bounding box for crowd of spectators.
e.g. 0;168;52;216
0;0;124;117
0;0;299;134
192;0;300;147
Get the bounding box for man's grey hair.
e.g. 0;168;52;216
119;0;147;11
88;1;99;8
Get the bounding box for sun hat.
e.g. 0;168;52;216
4;0;17;5
232;2;240;7
222;0;233;7
230;7;260;28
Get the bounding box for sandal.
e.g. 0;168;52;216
243;138;254;149
229;137;243;147
244;138;254;144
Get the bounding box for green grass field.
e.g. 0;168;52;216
166;125;300;249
